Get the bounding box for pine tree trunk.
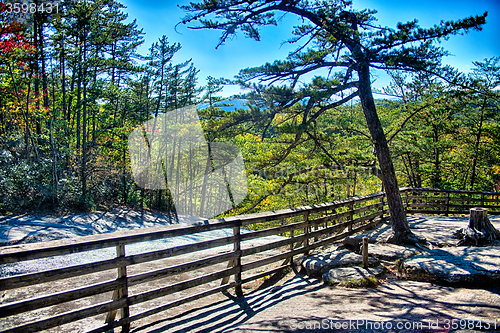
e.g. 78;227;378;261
33;11;41;136
357;62;416;244
81;32;88;201
76;41;82;152
470;96;486;190
456;208;500;246
39;20;49;111
432;128;440;188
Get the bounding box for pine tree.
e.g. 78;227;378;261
181;0;487;243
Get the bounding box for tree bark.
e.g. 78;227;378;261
357;62;416;244
432;127;441;188
33;9;41;137
470;96;487;190
39;17;49;111
76;39;82;152
81;29;88;201
456;208;500;246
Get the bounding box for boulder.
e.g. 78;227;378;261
404;246;500;284
343;234;376;249
323;266;384;285
297;250;379;277
367;244;419;261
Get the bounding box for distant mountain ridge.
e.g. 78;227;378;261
197;98;249;112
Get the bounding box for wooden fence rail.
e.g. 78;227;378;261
0;187;499;332
401;187;500;215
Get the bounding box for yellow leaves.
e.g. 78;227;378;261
492;166;500;175
482;136;493;144
273;113;289;124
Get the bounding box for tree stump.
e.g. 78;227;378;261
455;208;500;246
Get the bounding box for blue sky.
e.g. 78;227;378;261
120;0;499;97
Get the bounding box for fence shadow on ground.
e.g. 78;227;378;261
130;269;500;333
130;267;324;333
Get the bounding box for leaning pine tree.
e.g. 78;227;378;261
180;0;487;244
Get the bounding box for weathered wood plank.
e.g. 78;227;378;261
0;235;237;290
312;202;385;226
406;203;447;209
241;249;295;272
448;197;500;203
241;265;289;285
237;192;385;227
306;216;390;250
404;187;500;196
0;298;127;333
0;278;122;318
407;208;500;215
407;195;499;203
105;245;129;332
88;282;237;333
0;221;237;264
0;257;123;290
128;252;238;286
241;235;307;257
406;209;468;215
240;216;384;273
240;221;307;242
301;212;386;246
127;267;238;306
406;196;448;201
408;203;500;210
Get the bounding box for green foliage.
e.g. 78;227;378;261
380;60;500;192
0;0;498;220
0;0;201;213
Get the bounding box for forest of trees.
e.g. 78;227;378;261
0;0;499;221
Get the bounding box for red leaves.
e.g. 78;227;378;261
0;37;35;54
0;11;35;57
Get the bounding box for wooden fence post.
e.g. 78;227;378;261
313;218;319;243
362;237;369;269
380;194;385;218
348;202;354;231
412;190;416;211
402;190;407;211
303;212;310;252
221;224;242;297
446;192;450;216
105;244;130;332
282;226;295;266
233;224;242;296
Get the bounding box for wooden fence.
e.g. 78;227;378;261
402;187;500;215
0;187;499;332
